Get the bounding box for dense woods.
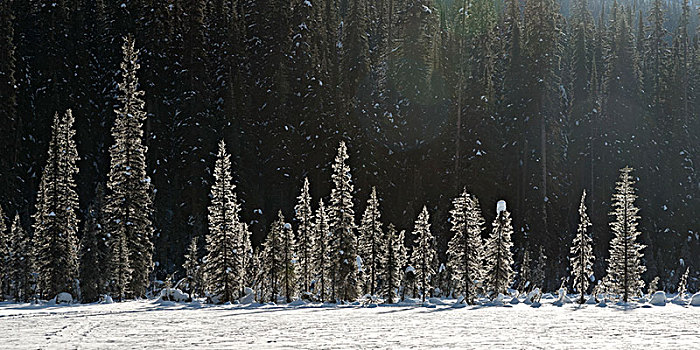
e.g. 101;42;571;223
0;0;698;302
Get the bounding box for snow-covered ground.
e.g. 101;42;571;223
1;298;698;349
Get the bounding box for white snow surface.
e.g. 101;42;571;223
0;298;698;349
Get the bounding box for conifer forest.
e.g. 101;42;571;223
1;0;700;310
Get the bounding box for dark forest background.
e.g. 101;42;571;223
0;0;698;291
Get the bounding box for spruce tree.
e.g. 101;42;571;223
329;141;359;301
410;206;436;303
279;211;297;303
484;201;515;297
314;199;331;301
446;188;485;304
33;109;80;299
0;205;7;299
569;190;595;303
10;214;34;302
532;245;548;290
359;187;384;296
262;212;286;303
205;141;245;303
79;184;110;303
381;224;406;304
0;0;19;212
606;166;646;302
677;267;689;296
295;177;314;294
106;36;154;299
183;237;203;299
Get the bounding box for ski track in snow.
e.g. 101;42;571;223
1;300;699;349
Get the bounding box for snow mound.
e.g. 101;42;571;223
649;291;666;306
101;295;114;304
541;293;555;300
552;288;572;306
428;298;447;305
671;294;686;305
524;288;541;305
509;296;520;304
53;292;72;304
585;295;597;304
690;293;700;306
288;299;306;306
486;293;505;306
422;302;437;308
158;288;189;302
239;288;256;304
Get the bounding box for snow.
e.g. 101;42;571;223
690;293;700;306
496;200;507;214
650;291;667;306
0;299;697;348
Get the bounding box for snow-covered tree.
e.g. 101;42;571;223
381;224;406;304
10;214;34;302
484;201;515;297
295;177;314;293
0;205;8;299
205;140;245;303
648;276;660;295
106;36;154;299
532;245;547;289
183;236;203;298
33;109;80;299
359;187;384;295
517;248;532;291
410;206;436;303
446;188;485;304
677;267;689;296
314;199;331;301
569;190;595;303
279;212;297;303
329;141;359;301
606;166;646;302
79;184;110;303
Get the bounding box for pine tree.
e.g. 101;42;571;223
329;141;359;301
183;237;203;299
677;266;689;296
33;109;80;299
295;178;314;294
106;36;154;299
279;211;297;303
0;0;20;212
0;205;8;300
606;166;646;302
518;248;532;291
410;206;436;303
484;202;515;297
79;184;110;303
205;141;245;303
10;214;34;302
569;190;595;303
314;199;331;301
446;188;485;304
532;245;548;290
381;224;406;304
359;187;384;295
262;212;286;303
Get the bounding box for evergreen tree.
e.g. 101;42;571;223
381;224;406;304
279;211;297;303
0;205;7;299
518;247;532;291
359;187;384;295
410;206;436;303
484;202;515;296
295;178;314;294
183;236;203;299
33;109;80;299
262;212;286;302
10;214;34;302
79;184;110;303
532;245;548;290
106;36;155;299
329;141;359;301
677;266;689;296
205;141;245;303
606;166;646;302
0;0;20;212
569;190;595;303
314;199;331;301
446;188;485;304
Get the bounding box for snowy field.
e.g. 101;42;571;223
1;298;699;349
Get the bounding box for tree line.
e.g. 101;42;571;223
0;0;697;295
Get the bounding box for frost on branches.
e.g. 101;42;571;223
446;188;485;305
105;36;154;300
410;206;436;303
569;190;594;303
294;178;314;294
359;186;384;296
484;201;515;297
606;166;646;302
